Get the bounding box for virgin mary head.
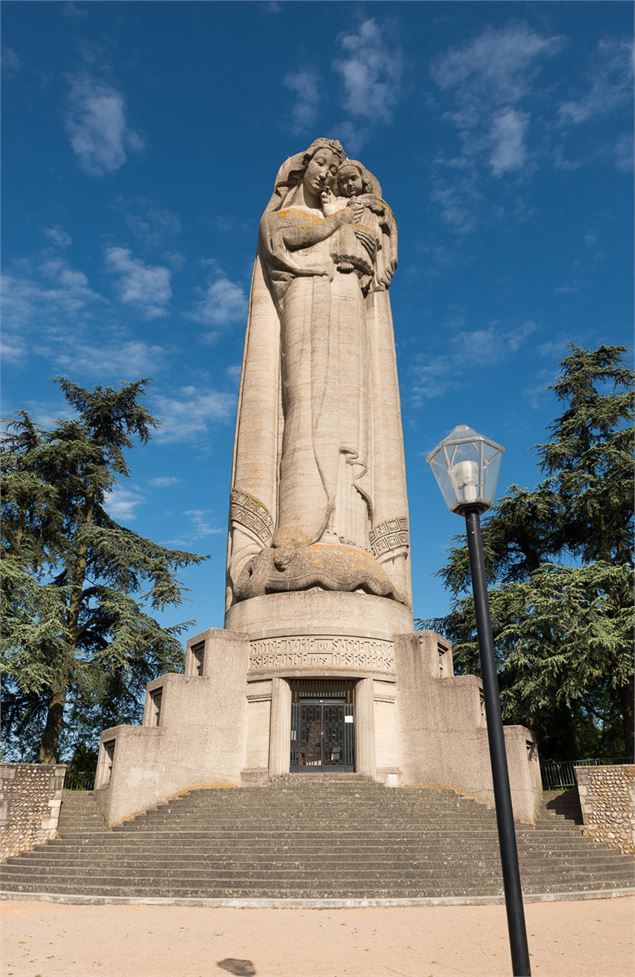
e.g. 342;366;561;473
265;138;347;213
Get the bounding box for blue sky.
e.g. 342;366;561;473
2;1;632;633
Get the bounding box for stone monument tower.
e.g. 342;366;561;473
94;139;541;826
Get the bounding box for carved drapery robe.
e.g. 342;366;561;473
226;142;411;609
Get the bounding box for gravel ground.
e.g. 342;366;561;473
1;896;633;977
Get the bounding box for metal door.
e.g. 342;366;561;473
290;698;354;771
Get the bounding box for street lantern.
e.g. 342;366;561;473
426;424;504;513
427;424;531;977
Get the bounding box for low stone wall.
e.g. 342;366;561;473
0;763;67;862
575;764;635;854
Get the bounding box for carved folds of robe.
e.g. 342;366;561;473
226;141;411;609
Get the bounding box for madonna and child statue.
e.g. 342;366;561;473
226;137;411;610
95;138;541;819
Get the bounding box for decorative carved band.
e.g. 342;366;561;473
249;635;395;673
369;516;409;558
230;489;274;543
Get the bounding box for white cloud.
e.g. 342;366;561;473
43;226;72;248
2;47;21;74
54;339;165;379
65;74;143;178
614;131;633;172
2;257;102;334
152;385;236;443
429;170;482;235
1;256;104;368
489;108;529;175
119;197;182;246
225;364;242;384
1;336;27;364
283;68;320;131
190;262;248;329
104;486;144;523
105;246;171;319
213;215;255;234
558;38;633;125
149;476;182;488
333;19;403;123
410;320;538;403
429;23;562;229
184;509;224;538
432;23;563;104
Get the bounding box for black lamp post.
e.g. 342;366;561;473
427;424;531;977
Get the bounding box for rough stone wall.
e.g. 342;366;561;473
575;764;635;854
0;763;66;862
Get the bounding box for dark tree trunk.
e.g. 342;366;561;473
38;683;66;763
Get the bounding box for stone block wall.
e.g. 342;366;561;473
0;763;66;862
575;764;635;854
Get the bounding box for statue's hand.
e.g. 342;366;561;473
339;201;364;225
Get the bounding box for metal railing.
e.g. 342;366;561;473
540;756;634;790
63;770;96;791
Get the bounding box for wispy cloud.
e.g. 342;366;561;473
116;196;182;246
43;226;73;248
614;131;633;172
149;476;182;488
189;260;248;334
429;23;563;227
334;19;403;124
1;256;104;362
105;246;171;319
2;47;21;74
489;108;529;175
410;320;538;404
152;384;235;443
104;485;144;523
432;23;563;104
184;509;224;538
54;339;165;379
283;68;320;131
558;37;633;125
65;74;143;177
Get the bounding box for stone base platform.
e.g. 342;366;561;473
93;593;542;828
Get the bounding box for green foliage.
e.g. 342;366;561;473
1;378;206;762
418;345;634;759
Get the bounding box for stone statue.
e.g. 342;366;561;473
227;138;411;608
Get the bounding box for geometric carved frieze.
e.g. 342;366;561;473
230;488;274;544
369;516;409;559
249;635;395;674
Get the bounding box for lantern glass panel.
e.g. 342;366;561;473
426;425;504;513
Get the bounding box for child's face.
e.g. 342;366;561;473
339;167;364;197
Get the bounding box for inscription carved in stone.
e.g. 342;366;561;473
249;636;395;673
369;516;409;559
230;489;274;544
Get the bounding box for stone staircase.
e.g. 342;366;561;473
1;776;633;900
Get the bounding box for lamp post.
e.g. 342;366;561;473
427;424;531;977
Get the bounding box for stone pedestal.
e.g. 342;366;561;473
94;602;541;826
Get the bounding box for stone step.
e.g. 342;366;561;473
17;845;625;861
31;833;617;850
4;782;630;902
3;862;630;881
0;879;627;899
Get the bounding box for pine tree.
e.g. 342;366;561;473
1;378;206;762
419;345;634;758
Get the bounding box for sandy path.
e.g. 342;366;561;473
1;896;633;977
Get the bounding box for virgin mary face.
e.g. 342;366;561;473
303;149;339;197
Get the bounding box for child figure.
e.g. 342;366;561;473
321;160;384;289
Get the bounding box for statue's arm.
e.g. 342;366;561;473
281;204;362;251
